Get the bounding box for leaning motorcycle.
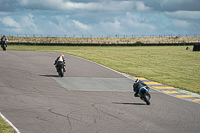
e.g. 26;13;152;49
1;42;7;51
139;87;151;105
55;61;65;77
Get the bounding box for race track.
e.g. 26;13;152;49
0;51;200;133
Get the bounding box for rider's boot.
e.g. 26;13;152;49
134;93;140;97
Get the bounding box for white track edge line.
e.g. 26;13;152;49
0;112;20;133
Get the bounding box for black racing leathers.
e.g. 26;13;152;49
133;80;149;97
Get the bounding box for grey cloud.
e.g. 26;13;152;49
0;0;19;12
0;0;199;12
3;0;135;11
144;0;200;12
166;11;200;19
0;0;152;12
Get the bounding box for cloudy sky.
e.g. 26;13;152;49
0;0;199;37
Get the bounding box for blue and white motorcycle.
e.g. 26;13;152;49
138;87;151;105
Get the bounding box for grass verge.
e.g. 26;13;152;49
0;116;14;133
6;45;200;94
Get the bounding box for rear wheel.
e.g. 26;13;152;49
58;68;61;77
2;45;6;51
60;68;64;77
142;94;150;105
144;95;150;105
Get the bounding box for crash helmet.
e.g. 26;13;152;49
135;78;140;83
61;54;64;58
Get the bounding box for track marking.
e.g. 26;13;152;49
144;82;163;85
152;86;178;89
174;95;196;98
132;77;147;80
189;99;200;102
162;91;181;94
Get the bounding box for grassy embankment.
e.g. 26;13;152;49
7;45;200;94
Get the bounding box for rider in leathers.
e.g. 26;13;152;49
54;54;66;72
1;35;8;47
133;78;150;97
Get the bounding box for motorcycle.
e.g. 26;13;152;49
55;61;65;77
1;42;7;51
138;87;151;105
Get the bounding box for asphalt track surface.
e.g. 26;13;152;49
0;51;200;133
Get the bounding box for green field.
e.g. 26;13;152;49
6;45;200;94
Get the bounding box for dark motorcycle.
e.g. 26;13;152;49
1;42;7;51
55;61;65;77
139;87;151;105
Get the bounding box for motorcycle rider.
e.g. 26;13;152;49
1;35;8;46
54;54;66;72
133;78;150;97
